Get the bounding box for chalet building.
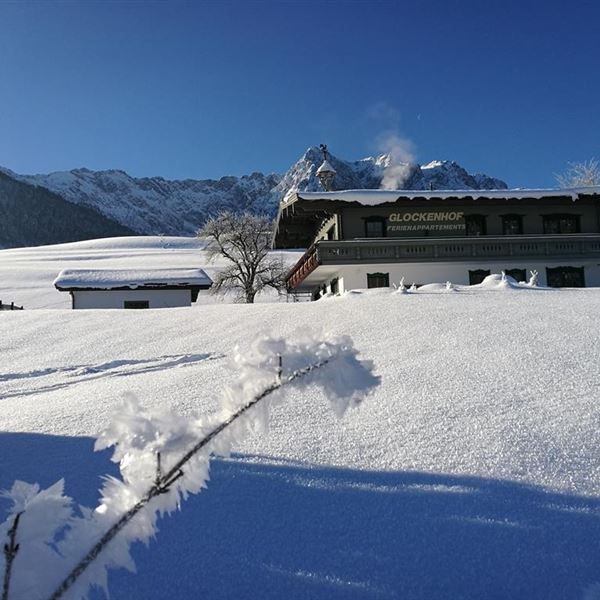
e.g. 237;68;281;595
54;268;212;309
273;156;600;296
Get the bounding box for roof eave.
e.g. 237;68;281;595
55;283;213;292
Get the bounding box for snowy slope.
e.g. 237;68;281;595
1;148;507;238
0;236;302;309
1;238;600;599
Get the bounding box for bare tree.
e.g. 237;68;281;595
198;212;287;303
555;158;600;188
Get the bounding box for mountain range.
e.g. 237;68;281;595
0;146;507;248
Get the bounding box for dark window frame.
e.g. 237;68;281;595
504;268;527;282
468;269;490;285
363;216;387;238
542;214;581;234
123;300;150;309
465;214;487;236
546;266;585;288
367;272;390;288
501;214;524;235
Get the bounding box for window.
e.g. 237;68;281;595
546;266;585;288
543;214;580;234
504;268;526;282
367;272;389;288
123;300;149;309
465;215;487;236
364;216;386;238
330;278;339;295
502;215;523;235
469;269;490;285
326;226;335;241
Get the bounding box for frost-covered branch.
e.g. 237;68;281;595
555;158;600;188
1;331;378;600
48;352;336;599
0;481;73;600
2;512;22;600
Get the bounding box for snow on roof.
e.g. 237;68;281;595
316;160;336;175
282;186;600;207
54;268;212;290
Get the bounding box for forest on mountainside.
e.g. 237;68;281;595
0;171;134;248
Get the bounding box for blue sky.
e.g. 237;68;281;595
0;0;598;187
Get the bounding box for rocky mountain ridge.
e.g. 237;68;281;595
1;147;508;240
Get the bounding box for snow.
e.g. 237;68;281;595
316;160;336;174
0;333;377;599
412;273;546;293
2;149;510;238
4;166;284;236
2;237;600;598
0;236;303;309
53;268;212;290
283;186;600;207
421;160;445;170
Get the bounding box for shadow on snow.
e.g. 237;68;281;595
0;353;223;399
1;432;599;600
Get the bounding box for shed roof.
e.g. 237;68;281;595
54;268;212;291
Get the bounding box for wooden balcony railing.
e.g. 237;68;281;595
286;243;320;290
286;234;600;289
317;235;600;264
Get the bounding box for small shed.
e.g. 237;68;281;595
53;268;213;309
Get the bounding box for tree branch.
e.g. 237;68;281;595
46;355;333;600
197;212;286;303
2;511;23;600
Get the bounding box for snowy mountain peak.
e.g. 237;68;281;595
278;146;506;196
422;160;446;170
2;149;507;239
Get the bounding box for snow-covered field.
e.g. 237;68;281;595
0;236;303;309
2;237;600;599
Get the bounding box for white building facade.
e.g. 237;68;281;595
273;187;600;297
54;268;212;309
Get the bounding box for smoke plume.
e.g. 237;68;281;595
366;102;417;190
377;132;416;190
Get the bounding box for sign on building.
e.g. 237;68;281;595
387;211;466;236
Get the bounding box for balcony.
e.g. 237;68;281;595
287;243;321;290
286;234;600;288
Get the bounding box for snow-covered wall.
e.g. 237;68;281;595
71;289;193;309
313;261;600;292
